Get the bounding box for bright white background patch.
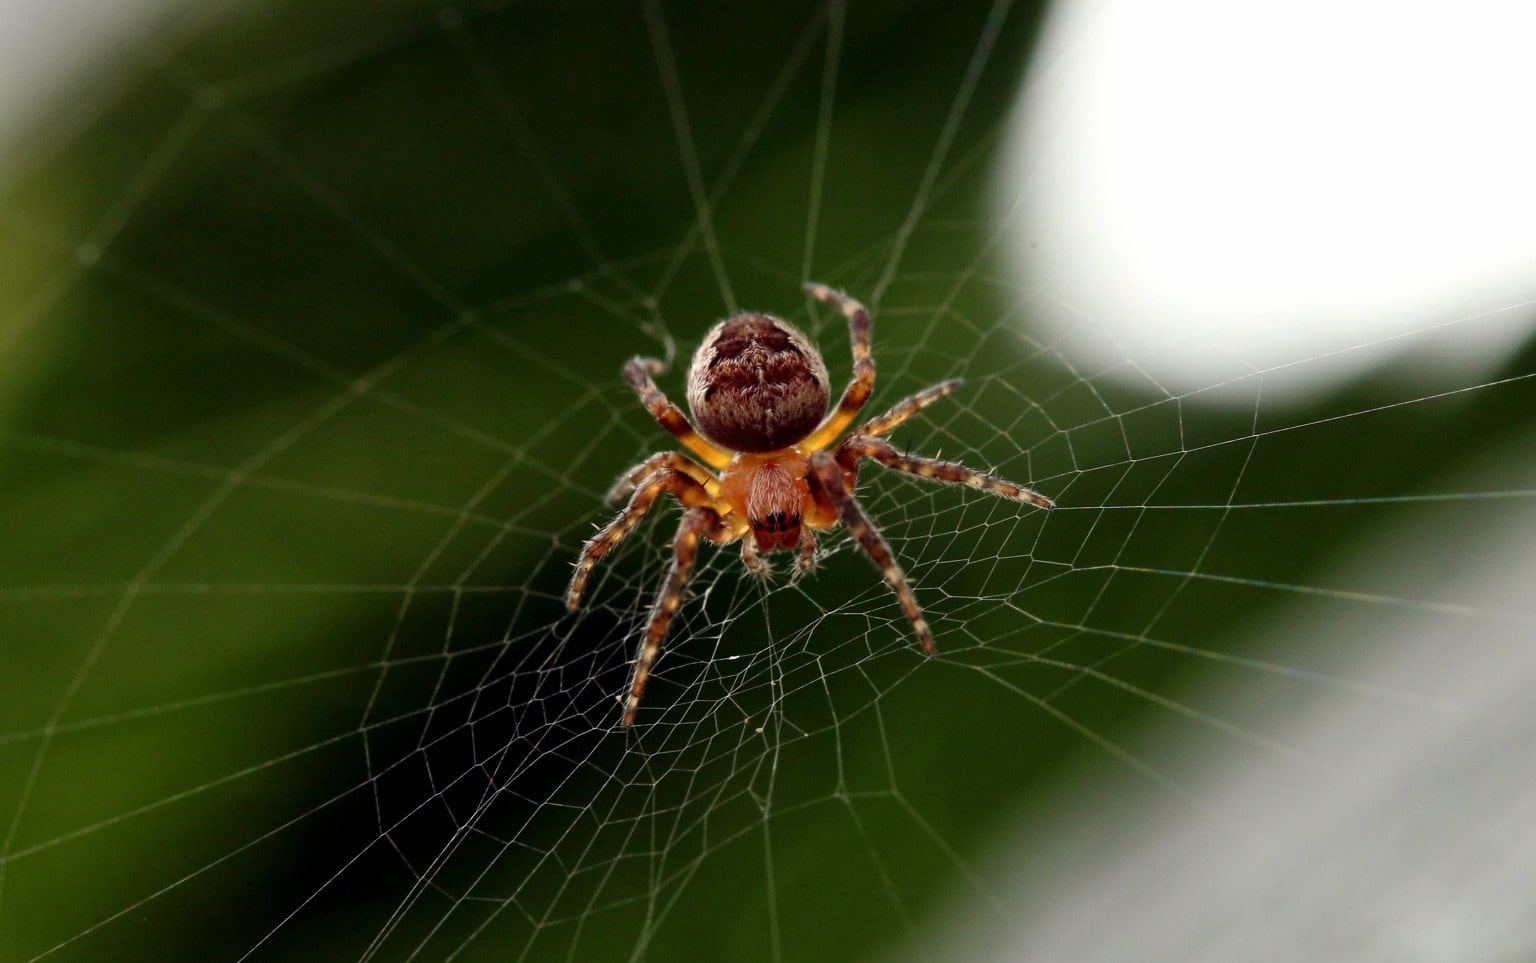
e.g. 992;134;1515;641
1002;0;1536;394
0;0;186;159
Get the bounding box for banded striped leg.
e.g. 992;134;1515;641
838;435;1055;510
856;379;964;438
623;358;733;470
567;468;712;610
806;451;935;656
605;450;718;505
625;505;726;725
800;283;875;451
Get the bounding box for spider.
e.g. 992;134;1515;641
567;283;1054;725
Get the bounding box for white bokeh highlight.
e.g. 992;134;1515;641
1002;0;1536;393
0;0;186;160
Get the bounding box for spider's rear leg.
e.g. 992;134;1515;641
623;357;733;470
625;505;729;725
838;435;1055;510
806;451;935;656
605;450;718;505
567;467;713;611
800;283;876;451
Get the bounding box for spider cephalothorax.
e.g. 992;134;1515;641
567;283;1055;725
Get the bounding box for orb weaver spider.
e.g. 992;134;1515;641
567;283;1054;724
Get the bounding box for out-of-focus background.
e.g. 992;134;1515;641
4;1;1536;960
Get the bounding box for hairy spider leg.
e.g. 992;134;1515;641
800;283;875;452
605;450;719;505
623;357;734;470
626;505;731;725
566;468;715;610
838;435;1056;511
806;451;936;656
856;379;964;438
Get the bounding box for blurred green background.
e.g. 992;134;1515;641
3;1;1534;960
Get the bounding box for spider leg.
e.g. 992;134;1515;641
566;468;713;611
799;283;875;451
625;505;727;725
856;379;964;438
806;451;935;656
838;435;1055;510
624;357;733;470
605;450;718;505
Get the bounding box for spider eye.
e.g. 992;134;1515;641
751;510;800;533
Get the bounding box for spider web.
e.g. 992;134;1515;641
4;2;1536;961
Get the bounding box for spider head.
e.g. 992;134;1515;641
717;452;812;553
686;312;829;452
743;458;806;552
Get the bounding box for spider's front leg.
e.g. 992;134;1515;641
626;505;730;726
806;451;935;656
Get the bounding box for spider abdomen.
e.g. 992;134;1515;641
686;312;830;452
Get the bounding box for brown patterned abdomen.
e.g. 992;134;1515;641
686;312;830;452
